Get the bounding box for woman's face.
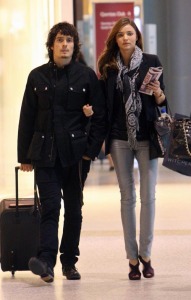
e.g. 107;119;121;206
116;24;137;55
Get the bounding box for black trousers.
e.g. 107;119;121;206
35;159;90;269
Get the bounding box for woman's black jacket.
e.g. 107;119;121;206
100;53;167;159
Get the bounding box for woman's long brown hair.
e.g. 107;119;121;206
97;18;143;79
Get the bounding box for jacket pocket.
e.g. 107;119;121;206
27;132;45;160
67;86;87;110
69;130;88;160
34;84;51;110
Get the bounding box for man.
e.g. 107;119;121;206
17;22;106;283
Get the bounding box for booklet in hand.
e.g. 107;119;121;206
139;67;163;95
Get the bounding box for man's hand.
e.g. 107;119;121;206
82;156;91;160
20;164;33;172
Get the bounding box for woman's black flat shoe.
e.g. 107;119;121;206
129;262;141;280
139;255;154;278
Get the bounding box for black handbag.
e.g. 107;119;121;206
162;115;191;176
154;107;173;155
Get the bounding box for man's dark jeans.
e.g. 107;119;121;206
35;159;90;269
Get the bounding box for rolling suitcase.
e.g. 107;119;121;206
0;166;41;275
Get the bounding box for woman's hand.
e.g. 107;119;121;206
147;80;165;104
83;104;94;117
147;80;160;94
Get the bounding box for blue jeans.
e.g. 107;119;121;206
110;139;158;260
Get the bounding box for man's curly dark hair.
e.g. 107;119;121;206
46;22;80;61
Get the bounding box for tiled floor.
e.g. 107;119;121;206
0;159;191;300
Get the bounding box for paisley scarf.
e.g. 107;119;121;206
116;46;143;149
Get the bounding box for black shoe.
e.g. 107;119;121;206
28;257;54;283
138;255;154;278
62;265;81;280
129;262;141;280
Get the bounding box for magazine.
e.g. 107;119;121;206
139;66;163;95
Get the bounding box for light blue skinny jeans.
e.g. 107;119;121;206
110;139;158;260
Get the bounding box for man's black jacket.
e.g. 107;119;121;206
18;60;107;167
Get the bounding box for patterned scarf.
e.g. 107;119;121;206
116;46;143;149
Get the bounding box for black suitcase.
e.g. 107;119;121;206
0;166;41;275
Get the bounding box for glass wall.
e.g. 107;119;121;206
0;0;73;196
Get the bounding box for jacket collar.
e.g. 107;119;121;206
48;59;75;71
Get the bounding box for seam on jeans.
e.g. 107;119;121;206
78;160;84;206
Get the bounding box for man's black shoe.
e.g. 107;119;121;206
62;265;81;280
28;257;54;283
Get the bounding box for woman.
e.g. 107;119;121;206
98;18;167;280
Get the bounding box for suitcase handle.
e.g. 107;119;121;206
15;166;41;215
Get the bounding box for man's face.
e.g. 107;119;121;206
51;32;74;63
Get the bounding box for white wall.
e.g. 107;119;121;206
0;0;73;197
